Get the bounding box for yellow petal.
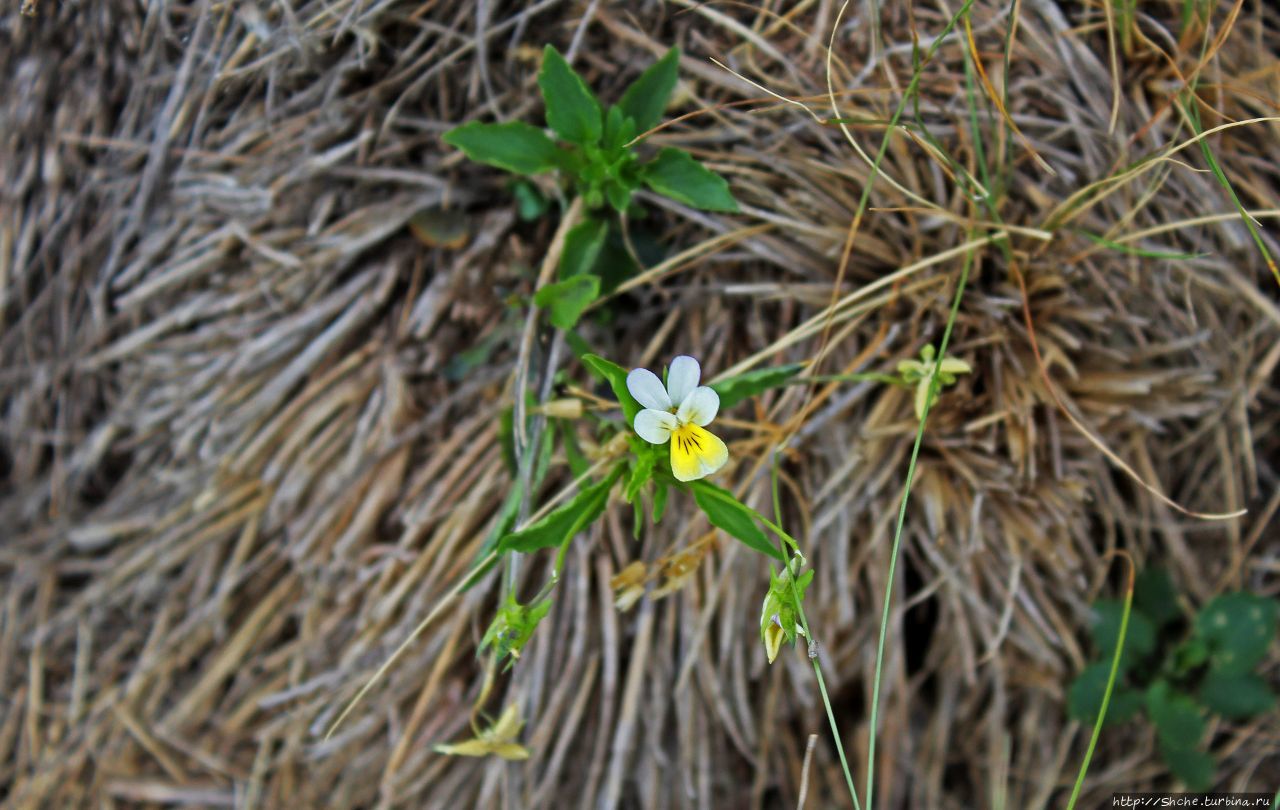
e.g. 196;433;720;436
488;742;532;761
614;584;644;611
434;739;500;757
670;424;729;482
489;703;524;741
764;621;785;664
433;740;531;760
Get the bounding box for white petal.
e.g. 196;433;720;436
634;409;678;444
666;355;701;407
676;386;719;427
627;368;671;411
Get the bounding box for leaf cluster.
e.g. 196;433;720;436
444;45;738;330
1067;570;1277;789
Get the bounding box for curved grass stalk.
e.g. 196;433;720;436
864;238;978;809
1066;552;1135;809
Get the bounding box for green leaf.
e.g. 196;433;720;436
652;479;669;524
461;481;523;592
689;480;784;561
1194;592;1277;675
582;354;642;425
596;228;646;293
624;446;658;503
444;121;560;175
561;423;590;479
602;105;638;153
1134;569;1181;628
1158;742;1215;791
1199;671;1276;719
480;595;553;666
498;466;621;554
605;182;633;215
1067;662;1142;727
711;364;805;410
512;180;549;220
538;45;603;145
1146;680;1206;751
641;148;738;212
559;219;609;279
1091;599;1157;672
534;275;599;330
619;47;680;134
1172;637;1209;674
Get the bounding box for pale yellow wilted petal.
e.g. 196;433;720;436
764;620;785;664
914;379;932;421
939;357;971;375
434;704;530;760
897;359;924;377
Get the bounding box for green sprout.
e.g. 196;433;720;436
897;343;972;420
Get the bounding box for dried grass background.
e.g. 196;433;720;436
2;0;1279;807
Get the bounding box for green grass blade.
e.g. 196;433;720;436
1066;562;1134;809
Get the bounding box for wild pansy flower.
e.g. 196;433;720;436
897;344;972;421
627;355;728;482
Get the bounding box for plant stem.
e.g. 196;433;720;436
769;454;862;810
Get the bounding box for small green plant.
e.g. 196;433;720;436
1068;570;1278;790
444;45;739;331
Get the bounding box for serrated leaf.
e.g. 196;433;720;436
690;480;783;561
619;47;680;134
1199;671;1276;718
1146;680;1205;750
498;467;621;554
444;121;560;175
1091;599;1157;672
711;364;805;410
534;274;599;330
1135;569;1181;628
559;219;609;279
1158;742;1214;791
1194;592;1277;675
1067;661;1142;726
538;45;602;145
641;148;739;212
582;354;642;424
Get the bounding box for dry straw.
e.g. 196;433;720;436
2;1;1278;807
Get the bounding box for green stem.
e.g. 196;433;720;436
1066;576;1133;809
865;241;977;809
770;454;862;810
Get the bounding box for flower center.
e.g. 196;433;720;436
671;423;703;454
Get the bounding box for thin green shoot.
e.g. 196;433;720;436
1066;553;1135;809
864;240;978;809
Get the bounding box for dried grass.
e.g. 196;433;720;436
2;1;1278;808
